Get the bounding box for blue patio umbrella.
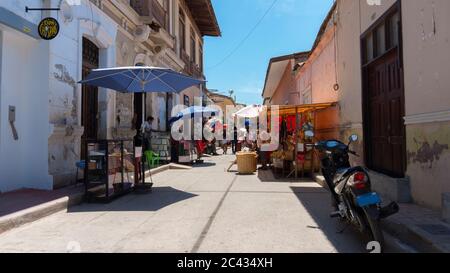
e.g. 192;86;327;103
169;106;219;124
79;66;204;188
79;66;204;93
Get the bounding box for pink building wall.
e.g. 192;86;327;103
270;61;299;105
296;27;338;105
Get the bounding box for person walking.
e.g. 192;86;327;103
232;126;238;154
142;116;154;152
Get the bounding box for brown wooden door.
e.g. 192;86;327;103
367;49;405;177
81;38;99;159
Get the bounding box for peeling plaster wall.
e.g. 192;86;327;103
47;0;118;188
406;121;450;209
113;31;137;141
401;0;450;209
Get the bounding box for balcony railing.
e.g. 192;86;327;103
152;0;168;31
130;0;169;32
180;50;203;79
192;63;203;79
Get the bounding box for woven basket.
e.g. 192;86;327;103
236;152;257;174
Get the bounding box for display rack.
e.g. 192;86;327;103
84;139;137;203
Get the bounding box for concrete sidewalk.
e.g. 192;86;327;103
382;204;450;252
313;174;450;253
0;163;191;235
0;185;85;235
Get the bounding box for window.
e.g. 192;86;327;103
365;33;374;63
362;10;400;65
199;41;203;72
375;24;386;57
179;9;186;54
184;95;190;106
388;12;400;48
190;29;196;63
302;87;312;104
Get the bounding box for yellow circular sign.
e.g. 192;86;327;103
38;17;60;40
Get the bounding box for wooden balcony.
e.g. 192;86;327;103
130;0;169;32
181;50;204;79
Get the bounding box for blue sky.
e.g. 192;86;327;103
203;0;334;105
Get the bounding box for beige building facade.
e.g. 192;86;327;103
261;0;449;214
333;0;450;211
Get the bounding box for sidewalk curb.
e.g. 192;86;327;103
381;216;448;253
0;163;191;235
144;163;192;177
0;191;84;235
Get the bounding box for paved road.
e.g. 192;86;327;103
0;155;399;253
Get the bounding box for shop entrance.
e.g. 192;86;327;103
81;37;99;159
134;93;143;134
361;4;406;178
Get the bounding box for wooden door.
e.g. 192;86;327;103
81;38;99;159
367;49;405;177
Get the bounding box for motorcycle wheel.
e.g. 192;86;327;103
363;206;385;252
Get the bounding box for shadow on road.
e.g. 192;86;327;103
68;186;198;213
290;186;366;253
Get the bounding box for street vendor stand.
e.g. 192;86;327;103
84;139;137;202
79;66;204;200
170;106;219;165
268;103;337;179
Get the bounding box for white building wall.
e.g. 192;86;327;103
0;27;52;192
0;0;118;191
0;0;209;192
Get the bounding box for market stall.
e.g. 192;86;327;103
267;102;337;179
170;106;220;164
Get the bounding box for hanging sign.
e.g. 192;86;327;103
38;17;60;40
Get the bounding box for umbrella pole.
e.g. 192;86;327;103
138;92;153;192
143;93;153;185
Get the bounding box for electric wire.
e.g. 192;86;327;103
207;0;280;71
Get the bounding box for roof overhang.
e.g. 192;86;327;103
261;59;291;100
261;52;309;100
185;0;221;37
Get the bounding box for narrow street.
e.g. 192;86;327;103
0;155;396;253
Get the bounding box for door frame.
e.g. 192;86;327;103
360;0;406;177
81;37;100;159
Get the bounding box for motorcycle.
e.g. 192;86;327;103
309;134;399;251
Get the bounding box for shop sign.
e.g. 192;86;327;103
38;17;59;40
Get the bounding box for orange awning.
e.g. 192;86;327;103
267;102;337;116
